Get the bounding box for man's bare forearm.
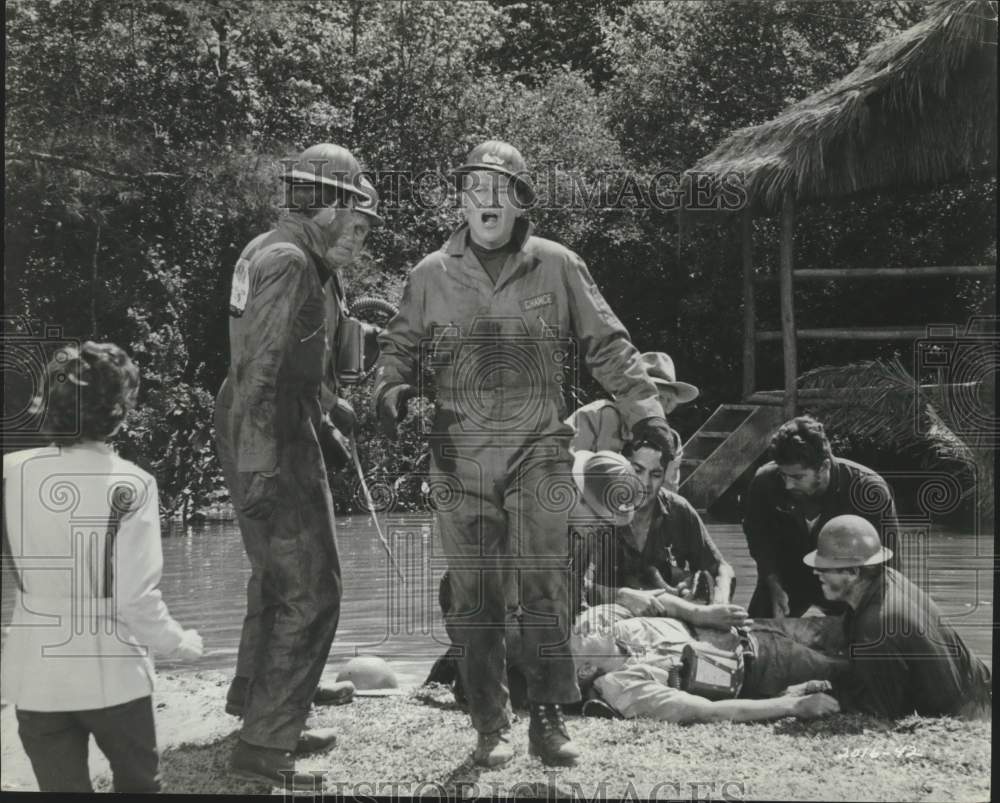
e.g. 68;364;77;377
697;696;796;723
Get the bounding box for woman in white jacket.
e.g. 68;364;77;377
2;341;203;792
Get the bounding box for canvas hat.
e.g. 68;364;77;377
335;656;406;697
571;449;644;527
641;352;699;403
803;515;894;569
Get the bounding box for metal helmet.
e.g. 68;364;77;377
450;139;536;206
570;449;644;527
283;143;366;202
803;515;893;569
335;655;404;696
355;174;384;224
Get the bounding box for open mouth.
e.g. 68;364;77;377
480;211;500;229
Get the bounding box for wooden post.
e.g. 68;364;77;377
741;211;755;400
779;189;797;419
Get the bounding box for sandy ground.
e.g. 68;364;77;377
1;669;991;800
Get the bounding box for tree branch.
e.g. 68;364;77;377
4;150;183;182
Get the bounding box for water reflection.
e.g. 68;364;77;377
1;517;992;690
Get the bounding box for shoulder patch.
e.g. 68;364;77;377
229;241;307;318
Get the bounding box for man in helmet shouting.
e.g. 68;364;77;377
374;140;673;767
214;143;367;788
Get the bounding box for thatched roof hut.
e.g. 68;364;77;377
686;0;997;215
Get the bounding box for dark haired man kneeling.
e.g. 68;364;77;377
743;416;900;619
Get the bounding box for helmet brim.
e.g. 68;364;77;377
803;547;893;569
450;164;536;206
351;687;408;697
283;169;368;199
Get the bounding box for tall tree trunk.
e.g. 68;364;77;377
90;220;102;336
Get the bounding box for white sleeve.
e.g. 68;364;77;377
113;477;185;656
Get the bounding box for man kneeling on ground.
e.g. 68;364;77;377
578;437;737;614
803;515;991;720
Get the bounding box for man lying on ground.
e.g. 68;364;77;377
570;604;845;723
804;515;991;720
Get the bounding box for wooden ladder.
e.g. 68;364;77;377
678;403;785;513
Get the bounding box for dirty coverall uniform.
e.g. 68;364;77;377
375;220;663;733
214;214;342;752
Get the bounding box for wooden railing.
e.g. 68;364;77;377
740;200;993;418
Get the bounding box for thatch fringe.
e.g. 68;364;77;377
685;0;997;214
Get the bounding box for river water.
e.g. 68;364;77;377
2;516;993;688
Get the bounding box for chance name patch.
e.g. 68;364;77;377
522;292;555;311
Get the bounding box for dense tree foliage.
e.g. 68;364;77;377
5;0;994;518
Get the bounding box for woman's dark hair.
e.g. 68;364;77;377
33;341;140;443
623;427;681;468
769;415;832;469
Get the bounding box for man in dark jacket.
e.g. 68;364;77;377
805;515;991;719
214;143;366;788
743;416;899;618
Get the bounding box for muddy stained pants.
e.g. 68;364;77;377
214;379;342;752
432;397;581;734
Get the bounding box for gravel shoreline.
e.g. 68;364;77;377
1;669;991;800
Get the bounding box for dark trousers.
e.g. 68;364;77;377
433;428;580;734
16;696;160;793
214;384;343;752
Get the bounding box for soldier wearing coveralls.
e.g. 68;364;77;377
374;140;675;767
214;144;366;788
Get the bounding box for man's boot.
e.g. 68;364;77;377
229;739;325;791
528;704;580;766
472;725;514;768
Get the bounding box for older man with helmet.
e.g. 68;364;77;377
375;140;672;767
214;143;368;788
805;515;991;720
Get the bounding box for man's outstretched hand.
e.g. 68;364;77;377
792;692;840;719
377;384;419;439
695;603;752;630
